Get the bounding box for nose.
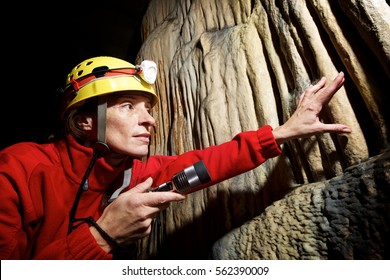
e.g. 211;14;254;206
140;108;156;127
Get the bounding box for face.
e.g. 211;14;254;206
105;92;156;159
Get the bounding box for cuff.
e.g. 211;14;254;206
257;125;282;159
67;223;113;260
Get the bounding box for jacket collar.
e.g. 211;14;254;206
56;135;130;191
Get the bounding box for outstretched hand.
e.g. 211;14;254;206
272;72;351;145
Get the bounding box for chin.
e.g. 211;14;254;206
111;147;149;159
130;149;149;158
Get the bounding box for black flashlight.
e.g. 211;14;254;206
149;160;211;194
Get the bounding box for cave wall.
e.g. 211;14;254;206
133;0;389;259
212;149;390;259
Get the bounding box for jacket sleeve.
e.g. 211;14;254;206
0;146;113;260
135;125;282;193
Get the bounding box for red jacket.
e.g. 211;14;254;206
0;125;281;259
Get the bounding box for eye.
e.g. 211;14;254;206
124;103;134;110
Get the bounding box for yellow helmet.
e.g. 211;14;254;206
60;56;158;116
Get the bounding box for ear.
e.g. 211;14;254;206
76;115;93;131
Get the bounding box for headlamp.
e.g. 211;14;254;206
137;60;157;84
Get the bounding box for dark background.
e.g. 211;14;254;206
1;1;150;150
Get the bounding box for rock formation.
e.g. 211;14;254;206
212;149;390;259
133;0;389;259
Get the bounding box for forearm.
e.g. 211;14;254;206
149;125;282;193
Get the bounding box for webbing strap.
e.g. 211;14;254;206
108;168;132;203
97;95;107;143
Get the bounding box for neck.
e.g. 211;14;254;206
78;139;127;167
104;152;129;166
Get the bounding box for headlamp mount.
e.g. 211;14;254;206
60;60;157;98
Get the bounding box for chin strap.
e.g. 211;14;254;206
95;95;132;204
97;95;107;144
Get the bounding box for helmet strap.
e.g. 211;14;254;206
97;95;107;144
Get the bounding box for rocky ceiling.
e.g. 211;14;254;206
2;0;151;149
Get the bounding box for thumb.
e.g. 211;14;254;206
321;123;352;134
129;177;154;193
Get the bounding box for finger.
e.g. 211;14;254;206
129;177;154;193
304;77;327;97
150;201;171;210
319;123;352;134
146;191;187;206
311;76;327;93
298;76;327;106
316;72;345;103
325;72;344;93
140;192;186;212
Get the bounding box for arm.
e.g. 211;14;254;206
136;125;282;193
139;73;350;192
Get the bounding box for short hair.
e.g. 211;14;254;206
62;97;98;143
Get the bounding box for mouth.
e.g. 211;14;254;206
134;133;151;143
